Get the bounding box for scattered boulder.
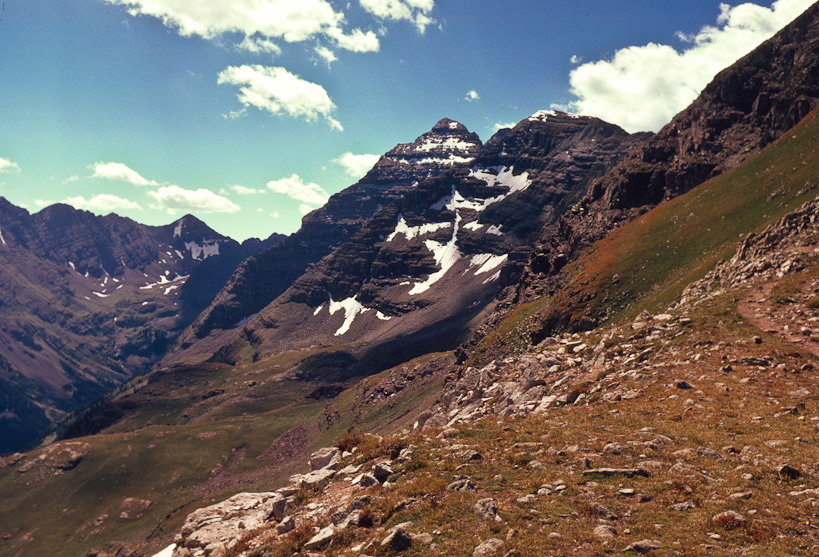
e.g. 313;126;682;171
623;539;662;553
473;538;504;556
309;447;341;471
474;498;502;522
594;524;617;538
381;527;413;551
304;525;335;550
373;462;393;483
352;473;380;488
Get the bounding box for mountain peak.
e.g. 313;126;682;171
432;118;468;132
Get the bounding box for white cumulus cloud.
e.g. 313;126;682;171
331;152;381;178
465;90;480;102
0;157;20;174
148;185;241;214
65;194;142;213
359;0;435;33
566;0;814;132
218;65;343;130
103;0;380;52
299;203;315;215
267;174;330;207
89;162;159;186
491;121;518;134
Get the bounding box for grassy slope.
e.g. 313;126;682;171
555;107;819;326
473;107;819;361
0;346;447;557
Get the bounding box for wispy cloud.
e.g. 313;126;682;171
218;65;343;131
89;162;159;186
359;0;436;33
267;174;330;208
566;0;814;132
237;36;282;56
331;152;380;178
148;185;241;215
66;194;142;213
0;157;21;174
465;90;480;102
315;45;338;65
230;185;266;195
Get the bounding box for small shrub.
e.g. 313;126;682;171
335;429;364;453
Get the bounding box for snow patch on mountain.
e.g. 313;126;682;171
173;220;184;238
469;253;508;276
386;215;452;242
409;214;463;295
470;167;532;193
0;228;5;246
328;295;370;336
185;240;220;261
417;137;477;153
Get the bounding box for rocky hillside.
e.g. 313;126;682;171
152;188;819;557
169;112;649;373
0;201;281;453
519;1;819;307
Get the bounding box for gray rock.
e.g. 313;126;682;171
309;447;341;471
446;477;476;491
381;528;413;551
712;510;746;528
474;498;502;522
670;501;696;512
304;524;335;550
623;539;662;553
373;462;393;483
594;524;617;538
473;538;504;556
352;473;380;488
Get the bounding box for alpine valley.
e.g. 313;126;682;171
3;4;819;557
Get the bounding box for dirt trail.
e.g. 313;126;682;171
737;280;819;359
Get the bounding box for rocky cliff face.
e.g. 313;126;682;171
181;119;484;345
0;201;280;454
519;1;819;308
170;113;649;375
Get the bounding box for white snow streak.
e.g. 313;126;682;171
328;296;370;336
151;544;176;557
0;228;5;246
469;253;508;275
173;221;184;238
376;311;392;321
409;213;463;296
386;215;451;242
92;291;110;298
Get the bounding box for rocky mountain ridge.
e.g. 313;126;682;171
169;112;649;376
518;1;819;316
0;200;281;453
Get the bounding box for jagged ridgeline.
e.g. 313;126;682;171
168;113;648;373
0;202;283;454
2;3;819;556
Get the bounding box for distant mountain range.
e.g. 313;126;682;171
1;4;819;555
0;202;282;453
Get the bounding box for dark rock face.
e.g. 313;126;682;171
519;2;819;309
172;113;648;377
0;201;278;453
181;119;485;342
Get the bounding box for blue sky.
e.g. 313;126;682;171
0;0;813;240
